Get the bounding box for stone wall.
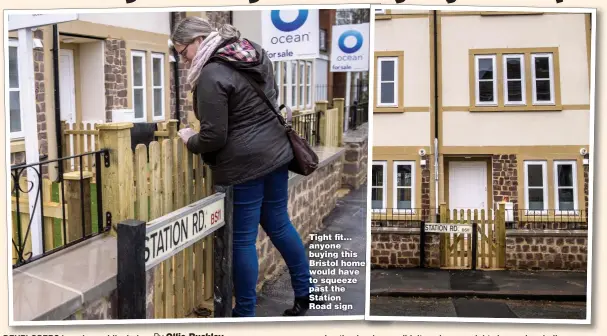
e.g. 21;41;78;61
371;228;440;268
492;154;519;222
104;39;128;122
506;230;587;271
257;152;344;289
206;11;232;26
341;125;367;190
370;228;588;271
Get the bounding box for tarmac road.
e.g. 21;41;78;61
369;296;586;319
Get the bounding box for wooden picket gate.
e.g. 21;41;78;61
439;203;506;269
96;121;224;318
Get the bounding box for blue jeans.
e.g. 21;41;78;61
232;163;311;317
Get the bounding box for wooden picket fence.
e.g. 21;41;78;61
61;120;177;178
129;137;215;318
439;204;506;269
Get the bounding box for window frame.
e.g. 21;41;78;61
375;9;386;15
289;60;297;107
393;161;416;214
8;39;24;140
503;54;526;106
299;61;305;109
553;160;579;215
523;160;548;215
371;161;387;213
531;53;556;106
130;50;147;123
474;54;498;106
151;52;165;122
306;61;313;109
376;56;398;108
319;29;327;52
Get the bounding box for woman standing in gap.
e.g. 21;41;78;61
171;16;321;318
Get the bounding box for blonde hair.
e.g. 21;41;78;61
171;16;240;46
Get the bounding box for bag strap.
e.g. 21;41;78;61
209;56;292;126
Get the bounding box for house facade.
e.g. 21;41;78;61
371;9;592;229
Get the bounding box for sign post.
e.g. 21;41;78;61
9;12;79;257
116;191;232;319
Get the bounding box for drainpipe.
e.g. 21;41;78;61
171;12;181;129
52;24;63;180
433;10;439;218
229;11;233;25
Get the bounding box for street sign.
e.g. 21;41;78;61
330;23;370;72
8;13;79;31
424;223;472;234
144;193;225;270
261;9;319;61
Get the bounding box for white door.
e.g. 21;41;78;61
59;49;76;123
448;161;488;215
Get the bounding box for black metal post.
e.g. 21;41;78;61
471;222;478;270
213;185;233;317
117;219;147;319
419;221;426;268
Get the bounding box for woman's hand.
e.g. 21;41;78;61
177;128;197;144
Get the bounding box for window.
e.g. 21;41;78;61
470;48;560;110
306;61;313;108
131;50;146;122
281;62;287;105
319;29;327;52
531;53;555;105
371;162;387;211
554;161;578;214
377;57;398;107
475;55;497;105
8;39;23;139
290;60;297;107
151;53;165;121
393;161;415;213
523;161;548;214
503;54;525;105
299;62;305;109
272;61;281;104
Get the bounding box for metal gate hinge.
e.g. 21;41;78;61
104;151;110;167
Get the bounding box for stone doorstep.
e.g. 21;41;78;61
12;234;117;322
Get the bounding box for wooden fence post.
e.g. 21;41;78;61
332;98;345;146
213;185;233;317
497;202;506;268
316;101;328;146
116;219;146;319
63;171;93;243
439;203;447;267
97;122;135;236
166;119;179;139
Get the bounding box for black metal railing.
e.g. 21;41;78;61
370;208;437;228
347;100;369;130
10;149;109;268
291;110;322;146
507;208;588;230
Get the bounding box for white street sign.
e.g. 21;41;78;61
424;223;472;234
145;194;225;270
261;9;319;61
8;13;79;31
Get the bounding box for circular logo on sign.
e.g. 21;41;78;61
338;29;363;54
271;10;309;32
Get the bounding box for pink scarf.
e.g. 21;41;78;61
187;31;225;88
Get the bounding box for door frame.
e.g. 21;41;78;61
59;48;76;124
444;156;493;213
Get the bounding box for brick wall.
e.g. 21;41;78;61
34;29;48;158
371;228;440;268
104;39;128;122
341;126;368;190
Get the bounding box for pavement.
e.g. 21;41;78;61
256;183;367;317
370;268;587;301
369;296;587;319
